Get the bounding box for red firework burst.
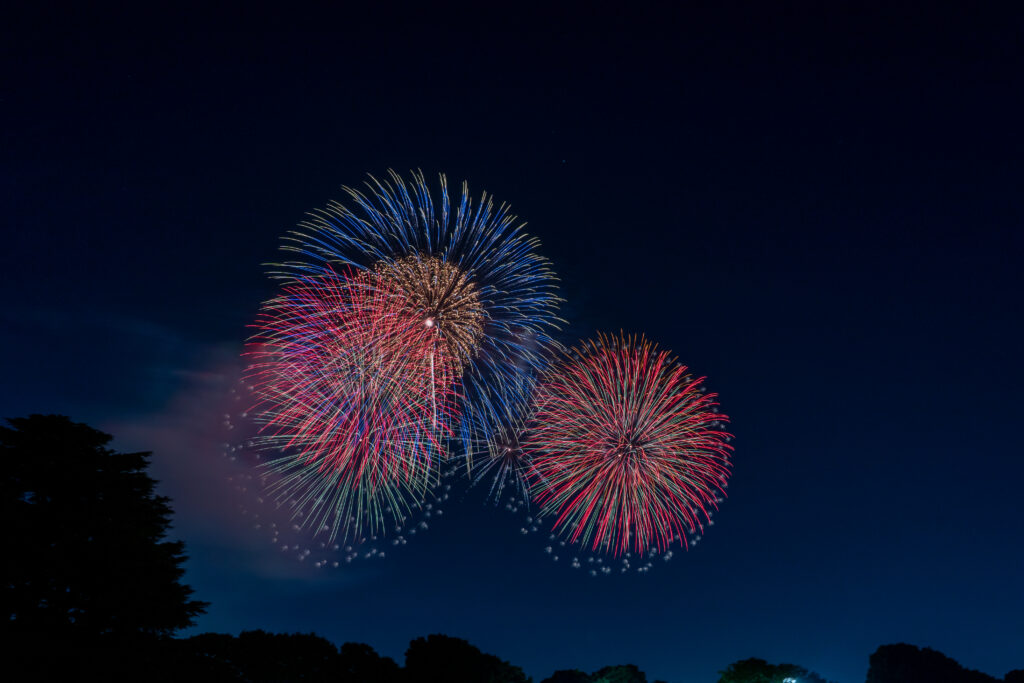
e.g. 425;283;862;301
524;333;732;557
244;268;459;542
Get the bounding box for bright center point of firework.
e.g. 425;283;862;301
375;254;486;372
613;434;645;459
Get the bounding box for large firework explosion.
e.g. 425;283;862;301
524;333;732;558
238;171;737;570
374;254;485;373
270;170;562;464
244;268;460;543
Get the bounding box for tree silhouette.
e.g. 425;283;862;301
866;644;999;683
540;671;589;683
339;641;402;683
183;630;345;682
1;414;207;639
405;634;530;683
179;632;247;679
541;671;591;683
591;664;648;683
718;657;833;683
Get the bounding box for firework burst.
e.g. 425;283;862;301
374;254;485;373
270;170;562;461
524;333;732;557
244;268;460;543
469;422;532;503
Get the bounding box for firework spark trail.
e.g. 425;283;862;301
244;268;460;543
525;333;732;557
267;170;563;466
468;420;533;504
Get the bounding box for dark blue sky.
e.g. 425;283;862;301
3;4;1022;682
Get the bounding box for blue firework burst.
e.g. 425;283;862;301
270;169;563;467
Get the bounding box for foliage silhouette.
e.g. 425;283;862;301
718;657;833;683
183;629;361;681
591;664;648;683
866;644;1000;683
405;634;530;683
1;414;207;640
339;641;403;682
540;664;661;683
541;670;592;683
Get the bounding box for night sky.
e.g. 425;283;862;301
3;5;1023;682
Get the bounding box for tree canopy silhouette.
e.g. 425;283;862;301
338;641;403;682
405;634;530;683
541;670;592;683
866;644;1000;683
183;630;360;682
718;657;833;683
590;664;649;683
540;664;663;683
1;414;207;640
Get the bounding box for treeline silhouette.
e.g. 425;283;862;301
2;416;1020;682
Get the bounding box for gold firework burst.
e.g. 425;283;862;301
375;254;486;371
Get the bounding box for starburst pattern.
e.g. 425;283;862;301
524;333;732;557
269;169;562;461
244;268;459;543
374;254;486;373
